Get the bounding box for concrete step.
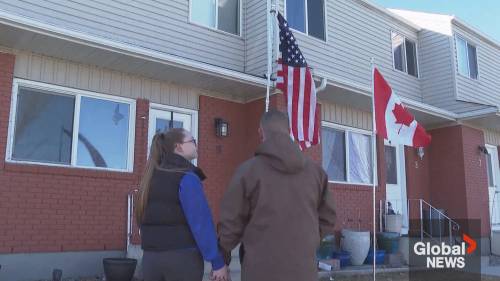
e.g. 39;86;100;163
385;252;405;268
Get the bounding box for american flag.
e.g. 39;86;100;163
275;12;320;150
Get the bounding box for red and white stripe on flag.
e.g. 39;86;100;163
374;67;431;147
276;59;320;150
275;12;320;150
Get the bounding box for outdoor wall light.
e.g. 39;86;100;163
478;145;489;155
215;118;229;137
417;147;425;160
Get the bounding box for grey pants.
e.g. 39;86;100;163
142;249;204;281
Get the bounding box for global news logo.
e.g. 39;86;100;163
413;234;477;269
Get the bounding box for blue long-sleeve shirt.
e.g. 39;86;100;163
179;172;225;270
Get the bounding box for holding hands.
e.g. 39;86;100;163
210;265;230;281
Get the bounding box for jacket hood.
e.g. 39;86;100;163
255;132;305;174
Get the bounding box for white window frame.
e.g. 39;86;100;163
454;34;479;80
284;0;328;42
6;79;136;172
391;31;420;78
148;103;199;166
322;122;377;186
188;0;242;37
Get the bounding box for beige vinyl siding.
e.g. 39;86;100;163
0;0;245;72
418;29;455;108
12;50;204;110
244;0;268;76
322;102;372;131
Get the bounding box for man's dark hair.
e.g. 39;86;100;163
260;109;289;135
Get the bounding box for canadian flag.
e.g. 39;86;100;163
374;68;431;147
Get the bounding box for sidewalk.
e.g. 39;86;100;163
482;256;500;277
203;255;500;281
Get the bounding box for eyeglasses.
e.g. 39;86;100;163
182;138;197;146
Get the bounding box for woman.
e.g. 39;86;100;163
136;128;229;281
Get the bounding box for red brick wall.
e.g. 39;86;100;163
243;97;269;157
0;52;149;253
405;146;431;202
0;53;15;170
461;126;490;236
428;126;468;219
197;94;288;220
134;99;150;177
405;145;431;222
427;125;490;236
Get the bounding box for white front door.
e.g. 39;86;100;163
486;145;500;230
147;105;198;160
384;141;408;234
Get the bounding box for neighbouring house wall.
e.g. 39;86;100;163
428;125;490;237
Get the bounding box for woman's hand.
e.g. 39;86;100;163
210;265;230;281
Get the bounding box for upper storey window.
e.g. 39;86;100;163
392;32;419;78
455;35;478;79
285;0;326;41
191;0;240;35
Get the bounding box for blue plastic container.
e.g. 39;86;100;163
364;249;386;265
332;251;351;268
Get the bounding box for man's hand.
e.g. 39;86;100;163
217;238;232;265
210;265;230;281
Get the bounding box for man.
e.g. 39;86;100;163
218;109;336;281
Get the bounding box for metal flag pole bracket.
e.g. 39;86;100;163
263;74;277;81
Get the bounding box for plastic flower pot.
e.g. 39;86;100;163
103;258;137;281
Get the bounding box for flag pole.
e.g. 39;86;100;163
370;57;378;281
265;0;276;112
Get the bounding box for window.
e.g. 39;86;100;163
285;0;326;40
384;145;397;185
190;0;240;35
12;89;75;165
455;36;478;79
348;132;373;183
322;127;346;181
391;32;418;77
8;80;135;172
155;119;184;133
486;152;494;187
322;125;374;185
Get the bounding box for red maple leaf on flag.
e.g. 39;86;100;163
392;103;414;134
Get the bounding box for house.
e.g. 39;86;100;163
0;0;499;279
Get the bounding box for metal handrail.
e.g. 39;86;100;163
408;199;460;245
127;188;139;250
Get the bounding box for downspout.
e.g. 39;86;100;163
316;77;327;93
